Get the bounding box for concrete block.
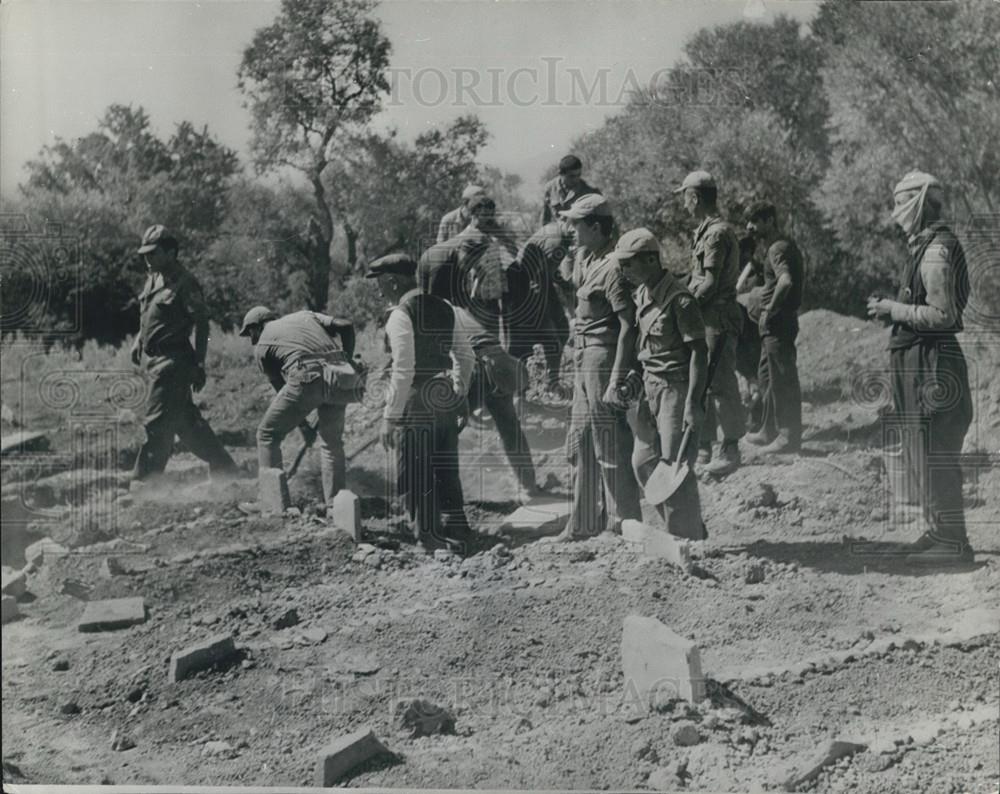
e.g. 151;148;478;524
622;614;706;706
332;489;362;541
2;595;19;624
622;520;690;568
315;727;391;786
258;467;290;515
24;537;69;566
78;597;146;632
2;566;27;597
169;633;238;682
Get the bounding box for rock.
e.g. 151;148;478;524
860;753;897;773
273;608;300;630
315;728;392;786
332;490;362;541
298;627;328;645
647;767;676;790
499;497;573;533
78;597;146;632
60;701;81;715
785;739;867;789
433;549;455;563
1;595;19;624
745;564;766;585
258;467;290;515
169;634;238;682
394;698;456;737
126;686;144;704
59;578;93;601
52;658;70;672
201;740;237;759
621;520;691;568
25;537;69;567
110;729;136;751
1;567;27;597
630;738;658;762
285;507;302;518
673;722;702;747
1;431;49;455
622;614;706;707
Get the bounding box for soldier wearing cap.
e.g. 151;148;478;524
744;201;805;454
676;170;745;475
368;253;476;552
239;306;357;504
437;184;487;244
129;224;238;482
867;171;974;566
615;228;709;538
554;194;642;541
540;155;602;226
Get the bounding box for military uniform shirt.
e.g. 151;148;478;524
138;266;208;359
635;273;705;377
572;241;634;339
254;311;347;390
689;215;739;307
540;177;602;225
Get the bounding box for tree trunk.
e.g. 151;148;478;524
309;170;338;310
344;220;358;275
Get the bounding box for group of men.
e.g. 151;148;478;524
127;156;976;566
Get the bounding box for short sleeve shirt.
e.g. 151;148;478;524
690;216;739;307
541;177;602;224
761;238;804;325
254;310;344;386
572;241;634;338
635;273;705;377
138;266;208;359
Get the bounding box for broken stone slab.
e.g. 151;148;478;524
500;496;572;533
394;698;456;738
25;537;69;567
2;567;27;598
315;727;392;786
621;520;691;569
783;740;867;791
258;467;291;515
2;595;19;624
169;634;239;682
0;430;50;456
331;490;362;541
78;597;147;632
622;614;706;706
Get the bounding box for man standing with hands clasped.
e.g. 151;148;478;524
615;229;709;539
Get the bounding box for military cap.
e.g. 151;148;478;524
239;305;278;336
137;224;177;254
612;228;661;262
559;193;611;220
674;170;717;194
559;155;583;174
365;253;418;279
461;184;486;201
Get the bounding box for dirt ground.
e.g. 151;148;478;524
2;314;999;793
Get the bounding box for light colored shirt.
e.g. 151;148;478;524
890;237;958;330
437;206;470;244
383;288;475;419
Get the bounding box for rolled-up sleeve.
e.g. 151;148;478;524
890;243;956;330
383;309;415;419
450;314;476;396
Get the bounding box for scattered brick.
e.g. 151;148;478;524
315;727;392;787
169;634;238;682
622;614;706;706
78;597;146;632
621;520;691;568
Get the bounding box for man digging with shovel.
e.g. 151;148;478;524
614;228;710;540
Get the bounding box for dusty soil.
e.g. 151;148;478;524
3;312;999;793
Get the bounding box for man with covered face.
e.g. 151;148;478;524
867;171;974;566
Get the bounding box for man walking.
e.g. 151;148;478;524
240;306;357;504
867;171;974;565
676;171;745;475
540;155;602;226
368;253;476;551
744;202;805;453
130;225;238;482
554;194;642;541
615;229;709;539
437;184;486;244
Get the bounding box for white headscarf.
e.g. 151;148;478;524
892;170;943;236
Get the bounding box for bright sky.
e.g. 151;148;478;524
0;0;820;201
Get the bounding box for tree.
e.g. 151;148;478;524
237;0;391;309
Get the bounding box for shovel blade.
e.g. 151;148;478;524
644;458;694;506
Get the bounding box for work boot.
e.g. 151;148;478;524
702;440;741;476
696;445;712;466
758;432;800;455
905;533;974;566
744;428;776;446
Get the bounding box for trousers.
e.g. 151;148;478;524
468;362;536;492
702;327;745;445
564;343;642;536
133;358;236;480
759;323;803;443
888;340;972;543
256;375;346;502
628;375;705;539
